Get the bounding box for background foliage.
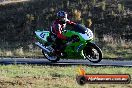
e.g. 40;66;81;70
0;0;131;58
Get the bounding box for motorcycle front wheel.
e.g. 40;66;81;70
82;42;102;63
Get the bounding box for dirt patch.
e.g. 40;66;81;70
0;76;132;88
0;76;75;88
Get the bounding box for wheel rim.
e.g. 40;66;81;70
44;51;58;61
84;47;100;62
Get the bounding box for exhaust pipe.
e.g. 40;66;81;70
35;42;51;53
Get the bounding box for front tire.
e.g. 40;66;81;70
83;42;102;63
42;50;60;63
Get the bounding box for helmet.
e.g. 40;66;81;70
57;11;68;23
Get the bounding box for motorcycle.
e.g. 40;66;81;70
34;24;102;63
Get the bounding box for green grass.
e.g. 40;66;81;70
0;48;43;58
102;44;132;60
100;36;132;60
0;65;132;88
1;65;132;78
0;65;128;76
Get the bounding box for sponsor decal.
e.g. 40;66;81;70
76;67;131;85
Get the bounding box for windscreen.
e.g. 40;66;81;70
73;24;87;34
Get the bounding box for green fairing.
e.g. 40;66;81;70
35;30;50;43
34;24;102;63
62;30;92;58
35;36;45;43
34;29;93;58
63;30;85;41
63;41;86;58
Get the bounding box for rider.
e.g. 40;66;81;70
50;11;76;56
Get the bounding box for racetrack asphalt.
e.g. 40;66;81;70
0;58;132;67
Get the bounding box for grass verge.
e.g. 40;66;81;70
0;65;131;88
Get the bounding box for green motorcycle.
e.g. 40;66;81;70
34;24;102;63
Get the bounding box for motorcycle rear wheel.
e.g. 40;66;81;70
42;50;60;63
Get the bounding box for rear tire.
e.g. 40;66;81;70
83;42;102;63
42;50;60;63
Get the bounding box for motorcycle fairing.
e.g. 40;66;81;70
34;24;94;58
35;30;50;42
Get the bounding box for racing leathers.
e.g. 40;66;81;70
50;19;76;55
